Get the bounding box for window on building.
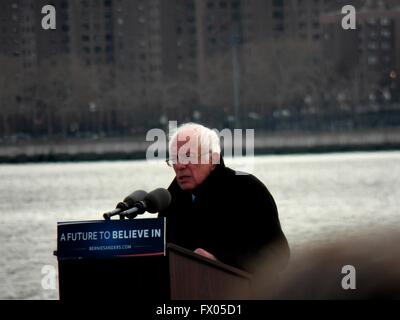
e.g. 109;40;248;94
219;1;228;9
231;1;240;9
94;35;102;43
106;55;114;64
187;2;195;11
232;12;240;21
382;42;391;50
273;0;284;6
273;10;284;19
383;56;391;63
209;37;217;45
369;31;378;39
312;21;320;28
188;50;196;59
380;17;390;26
381;29;391;38
367;42;378;50
367;55;378;65
105;21;113;30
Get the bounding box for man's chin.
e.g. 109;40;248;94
178;181;195;191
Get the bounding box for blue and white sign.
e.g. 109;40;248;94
56;218;166;260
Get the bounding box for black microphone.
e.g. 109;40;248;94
103;190;148;220
119;188;171;219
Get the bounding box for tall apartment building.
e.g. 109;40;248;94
3;0;399;137
110;0;167;130
0;0;37;136
321;0;400;104
113;1;164;99
191;0;366;121
34;0;71;65
67;0;117;97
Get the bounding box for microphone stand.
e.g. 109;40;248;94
118;203;145;220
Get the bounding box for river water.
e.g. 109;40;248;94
0;151;399;299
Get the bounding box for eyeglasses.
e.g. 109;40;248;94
166;152;211;167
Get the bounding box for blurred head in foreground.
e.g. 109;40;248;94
248;230;400;300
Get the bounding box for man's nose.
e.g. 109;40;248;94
174;162;187;170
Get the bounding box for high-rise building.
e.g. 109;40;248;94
113;0;164;99
321;0;400;104
34;0;71;65
2;0;399;137
0;0;37;136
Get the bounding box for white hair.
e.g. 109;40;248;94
168;122;221;155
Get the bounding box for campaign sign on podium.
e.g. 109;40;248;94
56;217;252;300
56;217;166;260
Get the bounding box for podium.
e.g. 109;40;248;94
56;218;252;300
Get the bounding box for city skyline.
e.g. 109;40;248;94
1;0;400;140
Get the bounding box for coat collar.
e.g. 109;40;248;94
191;155;225;197
169;155;226;198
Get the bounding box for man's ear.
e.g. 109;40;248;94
211;152;220;166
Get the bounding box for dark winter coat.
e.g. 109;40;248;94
159;158;290;272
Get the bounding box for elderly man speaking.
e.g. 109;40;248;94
159;123;289;272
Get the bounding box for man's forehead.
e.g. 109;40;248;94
176;128;197;140
170;130;200;151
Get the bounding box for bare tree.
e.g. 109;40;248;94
0;55;22;137
241;39;326;113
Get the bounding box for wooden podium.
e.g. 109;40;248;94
56;219;252;300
